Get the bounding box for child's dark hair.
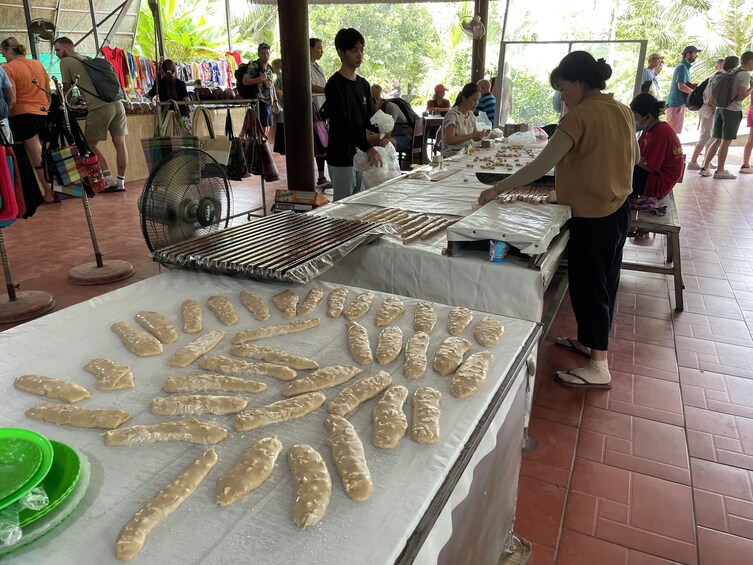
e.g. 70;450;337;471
723;56;740;71
550;51;612;91
309;38;322;49
630;93;666;119
334;28;365;52
454;82;480;107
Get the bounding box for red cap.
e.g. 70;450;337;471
434;84;446;93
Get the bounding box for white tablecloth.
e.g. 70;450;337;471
1;270;537;564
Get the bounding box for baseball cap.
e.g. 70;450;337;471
258;42;271;52
434;84;446;93
647;52;663;61
682;45;701;56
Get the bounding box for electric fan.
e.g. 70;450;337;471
139;148;233;252
460;15;486;40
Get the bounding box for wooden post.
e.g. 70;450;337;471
470;0;489;82
278;0;316;191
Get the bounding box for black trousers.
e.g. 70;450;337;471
567;200;630;351
631;165;649;197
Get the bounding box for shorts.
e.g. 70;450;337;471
712;108;743;141
258;101;273;128
9;113;46;142
85;101;128;142
747;105;753;128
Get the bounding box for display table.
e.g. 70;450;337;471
1;270;539;564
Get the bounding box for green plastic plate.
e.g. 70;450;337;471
0;428;53;511
18;440;81;527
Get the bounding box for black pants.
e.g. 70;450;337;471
631;165;649;197
567;200;630;351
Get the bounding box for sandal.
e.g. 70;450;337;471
554;337;591;359
555;370;612;389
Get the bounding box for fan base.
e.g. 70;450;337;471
67;261;135;286
0;291;56;323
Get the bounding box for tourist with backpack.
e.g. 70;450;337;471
666;45;701;134
688;58;729;170
241;43;278;136
699;52;753;179
54;37;128;192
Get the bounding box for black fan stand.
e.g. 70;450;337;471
52;77;134;285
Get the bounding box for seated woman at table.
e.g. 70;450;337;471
478;51;639;390
630;93;683;199
440;83;489;158
426;84;451;115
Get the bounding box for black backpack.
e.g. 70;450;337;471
384;97;419;127
76;56;122;102
685;77;710;111
235;62;259;100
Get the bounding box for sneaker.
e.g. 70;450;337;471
709;163;717;170
316;177;332;189
102;185;126;193
713;169;737;180
699;168;712;177
740;165;753;174
687;162;701;170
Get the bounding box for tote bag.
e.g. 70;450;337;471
225;110;247;181
244;111;278;182
313;103;328;157
192;106;232;167
141;101;200;173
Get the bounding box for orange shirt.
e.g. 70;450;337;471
3;58;49;116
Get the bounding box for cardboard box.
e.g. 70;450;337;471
273;190;329;209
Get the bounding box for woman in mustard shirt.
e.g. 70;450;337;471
479;51;639;390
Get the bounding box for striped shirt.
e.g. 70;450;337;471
475;92;496;124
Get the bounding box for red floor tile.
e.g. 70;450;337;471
680;367;753;419
697;526;753;565
532;369;585;428
514;476;567;552
556;529;686;565
686;406;753;471
521;417;579;487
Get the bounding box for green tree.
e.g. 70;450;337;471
508;69;558;125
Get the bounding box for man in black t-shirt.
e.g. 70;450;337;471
325;28;383;201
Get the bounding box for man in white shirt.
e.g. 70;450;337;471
700;52;753;179
641;52;664;98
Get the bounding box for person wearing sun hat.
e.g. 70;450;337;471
427;84;451;114
666;45;701;133
641;52;664;98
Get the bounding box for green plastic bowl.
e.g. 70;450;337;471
0;428;53;511
18;440;81;527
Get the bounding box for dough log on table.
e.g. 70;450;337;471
83;358;135;391
232;318;320;344
111;322;163;357
207;295;239;325
411;387;442;445
347;321;373;365
272;289;300;319
216;436;282;507
328;371;392;417
14;375;91;403
230;343;318;370
103;418;228;446
325;415;372;502
181;299;202;334
282;366;362;397
297;288;324;316
199;355;297;381
327;288;349;318
375;326;403;364
288;444;331;529
375;296;406;327
432;336;472;376
372;385;408;449
451;351;493;398
167;329;226;368
473;316;504;347
115;449;217;561
26;403;130;429
135;311;178;344
150;394;248;416
162;374;266;394
404;331;430;379
343;292;374;321
447;306;473;336
240;290;270;321
235;392;326;431
413;302;437;333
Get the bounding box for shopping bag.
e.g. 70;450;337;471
50;145;83;185
193;106;231;166
53;179;85;197
77;153;108;193
225;110;247;181
141;101;200;173
244;112;278;182
313;104;328;157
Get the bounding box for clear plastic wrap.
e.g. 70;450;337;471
0;486;49;546
353;143;401;189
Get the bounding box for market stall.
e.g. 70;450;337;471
1;270;539;564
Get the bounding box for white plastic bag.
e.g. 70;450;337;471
476;111;492;130
506;130;537;145
369;110;395;136
353;143;401;189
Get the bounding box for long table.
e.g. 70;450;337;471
1;270;539;564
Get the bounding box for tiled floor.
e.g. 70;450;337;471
516;147;753;564
4;146;753;564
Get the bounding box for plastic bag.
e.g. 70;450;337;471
369;110;395;136
353;143;401;189
0;485;49;546
531;125;549;141
476;111;492;130
506;130;537;145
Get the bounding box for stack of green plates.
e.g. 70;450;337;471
0;428;88;557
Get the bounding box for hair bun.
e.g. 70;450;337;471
595;58;613;81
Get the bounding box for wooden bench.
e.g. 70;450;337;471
621;192;684;311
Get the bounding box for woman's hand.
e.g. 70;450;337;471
478;186;500;205
472;129;489;141
367;147;383;168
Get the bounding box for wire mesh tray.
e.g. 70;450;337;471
150;211;393;283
